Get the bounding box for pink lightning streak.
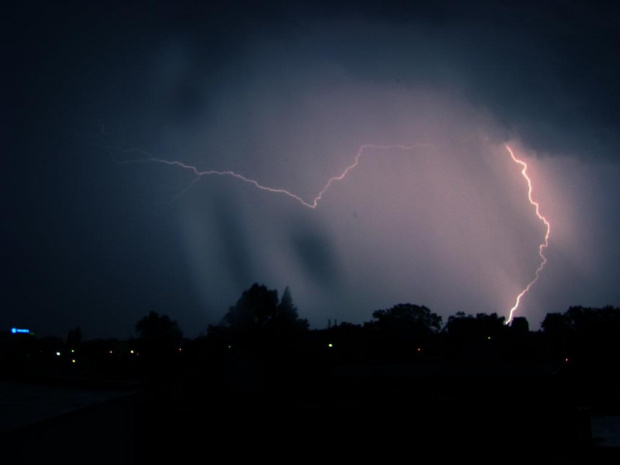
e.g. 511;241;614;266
505;144;551;324
113;141;550;324
115;144;422;208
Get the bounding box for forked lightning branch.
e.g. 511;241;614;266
112;142;550;323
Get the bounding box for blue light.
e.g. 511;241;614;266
11;328;29;334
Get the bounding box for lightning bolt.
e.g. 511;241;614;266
110;140;550;324
505;144;551;324
112;144;424;208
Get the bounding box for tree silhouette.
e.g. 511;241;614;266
136;311;183;343
223;283;279;331
277;286;297;322
442;312;507;361
371;303;442;337
444;312;505;339
561;305;620;363
212;284;309;386
564;305;620;336
367;303;442;360
541;312;569;335
135;311;183;373
276;286;309;331
221;283;308;333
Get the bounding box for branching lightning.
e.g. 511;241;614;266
113;144;423;208
505;144;551;324
111;141;550;324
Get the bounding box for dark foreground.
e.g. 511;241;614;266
1;365;618;465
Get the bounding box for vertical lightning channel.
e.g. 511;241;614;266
505;144;551;324
113;141;549;323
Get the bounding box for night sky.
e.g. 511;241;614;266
4;1;620;339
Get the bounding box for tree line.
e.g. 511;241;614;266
131;283;620;369
3;282;620;380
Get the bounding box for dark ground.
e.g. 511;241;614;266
2;364;618;465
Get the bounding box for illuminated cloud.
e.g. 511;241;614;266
4;1;620;337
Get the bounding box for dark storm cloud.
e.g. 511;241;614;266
131;0;619;161
212;197;257;289
290;226;341;288
4;0;620;337
8;0;615;160
442;2;620;160
371;1;618;161
341;0;620;161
